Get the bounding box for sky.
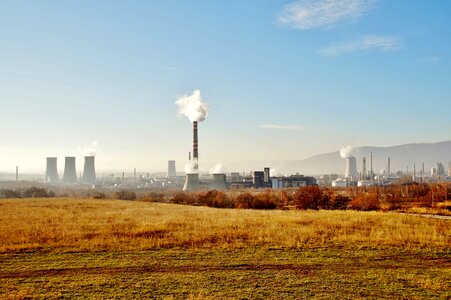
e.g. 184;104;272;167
0;0;450;174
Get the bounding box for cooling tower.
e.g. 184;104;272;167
45;157;59;183
210;173;227;190
183;173;200;191
82;156;96;184
63;157;78;184
168;160;176;177
345;156;357;179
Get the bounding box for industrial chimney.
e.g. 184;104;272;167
345;156;357;179
183;173;200;191
210;173;227;190
168;160;176;177
82;156;96;185
193;121;199;169
63;157;78;184
45;157;59;183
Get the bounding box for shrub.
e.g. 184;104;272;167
92;192;106;199
349;193;380;211
235;192;255;209
329;194;351;210
293;186;322;210
115;190;137;200
0;189;22;198
22;187;55;198
171;192;194;205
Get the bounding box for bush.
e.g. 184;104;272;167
92;192;106;199
293;186;322;210
115;190;137;200
171;192;194;205
0;189;22;198
22;187;55;198
329;194;351;210
349;193;380;211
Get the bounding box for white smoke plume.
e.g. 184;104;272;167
340;145;357;158
184;159;199;174
210;162;225;174
81;141;98;156
175;89;210;122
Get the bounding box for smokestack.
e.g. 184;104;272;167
370;151;373;178
168;160;176;177
362;157;367;179
15;166;18;182
183;173;200;191
189;152;191;161
388;157;391;175
413;164;416;182
45;157;59;183
82;156;96;185
193;121;199;170
210;173;227;190
345;157;357;179
63;157;77;184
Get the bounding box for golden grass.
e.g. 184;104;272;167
0;198;449;252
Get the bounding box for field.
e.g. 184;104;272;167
0;198;450;299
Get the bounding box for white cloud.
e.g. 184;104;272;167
320;35;401;56
420;56;440;63
278;0;378;30
259;124;304;130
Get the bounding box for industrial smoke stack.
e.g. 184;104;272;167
193;121;199;169
345;156;357;179
82;156;96;185
183;173;200;191
210;173;227;190
63;156;78;184
168;160;176;177
45;157;59;183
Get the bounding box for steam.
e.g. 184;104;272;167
340;145;357;158
184;159;199;174
82;141;98;156
175;89;210;122
210;162;225;174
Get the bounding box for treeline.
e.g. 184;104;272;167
0;187;55;198
171;183;451;211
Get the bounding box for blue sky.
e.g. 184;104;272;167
0;0;450;173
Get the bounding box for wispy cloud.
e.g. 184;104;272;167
278;0;378;30
259;124;304;130
319;35;401;56
420;56;440;63
162;66;176;71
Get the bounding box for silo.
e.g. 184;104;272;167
183;173;200;191
210;173;227;190
82;156;96;184
63;157;78;184
45;157;59;183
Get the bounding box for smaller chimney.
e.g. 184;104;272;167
15;166;18;182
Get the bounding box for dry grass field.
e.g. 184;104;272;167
0;198;450;298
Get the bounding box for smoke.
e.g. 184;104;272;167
210;162;225;174
81;141;98;156
184;159;199;174
340;145;357;158
175;89;210;122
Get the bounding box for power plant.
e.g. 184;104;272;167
45;157;59;183
82;156;96;185
63;157;78;184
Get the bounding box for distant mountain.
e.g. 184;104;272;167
226;141;451;176
280;141;451;176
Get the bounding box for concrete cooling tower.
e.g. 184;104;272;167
82;156;96;185
168;160;176;177
45;157;59;183
345;156;357;179
63;157;78;184
210;173;227;190
183;173;200;191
